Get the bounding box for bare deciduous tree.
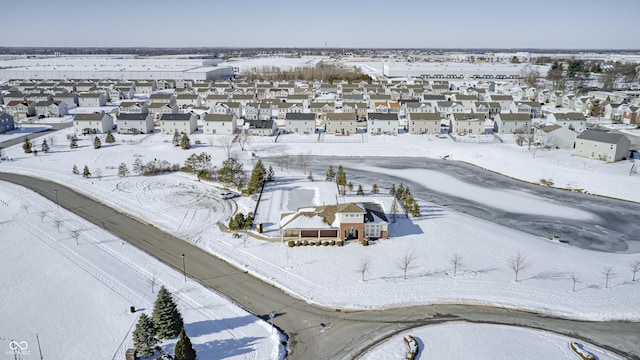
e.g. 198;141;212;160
53;217;63;233
95;168;103;181
630;258;640;282
357;256;373;282
602;266;617;289
38;210;48;223
395;252;418;280
20;202;30;214
70;229;81;245
297;151;310;174
217;135;234;158
450;253;463;277
569;273;580;292
508;251;529;282
238;131;250;151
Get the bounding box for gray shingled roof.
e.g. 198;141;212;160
576;130;629;145
368;113;398;121
285;113;316;121
160;113;192;121
118;113;150;121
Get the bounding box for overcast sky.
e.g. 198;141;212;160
3;0;639;49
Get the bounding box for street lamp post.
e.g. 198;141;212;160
54;189;59;209
181;254;186;282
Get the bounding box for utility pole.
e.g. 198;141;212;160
181;254;186;282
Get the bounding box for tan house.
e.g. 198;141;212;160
407;112;441;135
574;130;631;163
203;113;237;135
73;113;114;136
280;202;388;242
325;112;357;135
494;113;531;134
451;113;486;135
160;113;197;135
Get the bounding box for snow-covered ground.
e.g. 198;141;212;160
0;124;52;143
0;181;284;359
361;322;625;360
1;125;639;356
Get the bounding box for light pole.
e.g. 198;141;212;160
54;189;59;209
181;254;186;282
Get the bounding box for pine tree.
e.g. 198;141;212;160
23;136;33;153
325;165;335;181
72;164;79;175
93;136;101;149
132;313;159;357
410;202;420;217
174;327;197;360
118;162;129;177
180;133;191;150
371;183;379;194
218;157;244;186
132;158;144;175
41;138;50;153
172;130;181;146
390;197;399;223
152;286;184;339
70;136;78;149
105;130;116;144
347;181;353;192
336;165;347;194
247;159;266;194
389;184;396;197
83;165;91;178
397;183;405;199
307;170;314;181
356;184;364;195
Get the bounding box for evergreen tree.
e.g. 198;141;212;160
397;183;405;199
218;157;244;186
390;197;399;223
172;130;181;146
371;183;379;194
152;286;184;339
180;133;191;150
118;162;129;177
93;136;101;149
72;164;79;175
389;184;396;198
41;138;50;153
105;130;116;144
23;136;33;153
325;165;335;181
356;184;364;195
70;136;78;149
336;165;347;194
133;158;144;175
174;327;197;360
83;165;91;178
307;170;314;181
266;165;275;181
132;313;159;357
247;159;266;194
410;202;420;217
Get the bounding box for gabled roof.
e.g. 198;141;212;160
75;113;109;121
368;112;398;121
325;112;357;121
553;112;585;121
408;112;440;121
120;101;146;107
203;114;235;122
576;130;629;145
246;119;275;129
452;113;486;121
496;113;531;121
159;113;192;121
285;113;316;121
117;113;151;121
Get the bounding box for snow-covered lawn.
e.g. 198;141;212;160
361;322;625;360
0;124;52;143
0;127;639;334
0;181;284;359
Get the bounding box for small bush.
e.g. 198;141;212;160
309;241;315;246
540;179;554;187
322;241;329;246
287;240;295;247
330;240;336;246
303;240;309;246
361;239;369;246
403;335;419;360
315;241;321;246
337;240;344;246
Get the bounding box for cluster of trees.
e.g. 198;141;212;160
243;64;371;82
228;212;253;231
134;157;181;176
389;183;420;220
71;164;92;178
132;286;196;359
23;137;54;156
545;59;639;91
184;152;213;180
172;130;191;150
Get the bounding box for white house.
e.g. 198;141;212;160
34;101;68;118
116;113;155;135
160;113;197;135
548;112;587;133
203;113;237;135
73;113;114;136
284;113;316;135
574;130;631;163
244;119;278;136
325;112;358;135
119;101;149;114
78;93;106;108
533;124;577;149
367;112;398;135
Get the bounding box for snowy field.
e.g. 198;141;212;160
0;124;52;143
361;322;625;360
0;124;640;357
0;181;284;359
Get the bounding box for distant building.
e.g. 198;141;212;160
574;130;631;163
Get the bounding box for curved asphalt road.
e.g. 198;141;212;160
1;172;638;360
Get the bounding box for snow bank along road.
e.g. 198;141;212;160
2;172;638;360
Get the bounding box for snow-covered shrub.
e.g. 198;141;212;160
570;342;596;360
403;335;419;360
287;240;295;247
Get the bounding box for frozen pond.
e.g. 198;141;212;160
286;188;315;211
